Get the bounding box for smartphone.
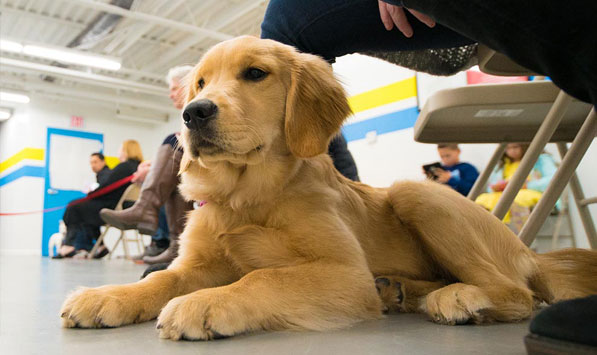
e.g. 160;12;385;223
423;162;442;180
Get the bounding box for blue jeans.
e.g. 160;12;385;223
261;0;473;63
261;0;597;106
153;206;169;247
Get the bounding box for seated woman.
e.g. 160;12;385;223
54;140;144;259
475;143;557;233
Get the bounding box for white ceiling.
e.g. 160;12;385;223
0;0;268;121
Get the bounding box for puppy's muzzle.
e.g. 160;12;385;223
183;99;218;131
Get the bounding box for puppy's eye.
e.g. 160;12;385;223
244;68;268;81
198;78;205;89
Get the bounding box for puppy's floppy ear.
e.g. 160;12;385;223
285;52;352;158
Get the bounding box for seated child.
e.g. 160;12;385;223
424;144;479;196
475;143;557;233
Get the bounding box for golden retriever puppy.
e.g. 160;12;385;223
61;36;597;340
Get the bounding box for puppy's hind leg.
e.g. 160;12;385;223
375;276;445;313
388;181;535;324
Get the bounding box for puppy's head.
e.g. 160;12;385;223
180;36;351;170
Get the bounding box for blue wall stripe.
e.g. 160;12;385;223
342;107;419;142
0;165;45;187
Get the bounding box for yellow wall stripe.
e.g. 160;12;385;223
1;149;119;175
0;148;44;174
348;76;417;114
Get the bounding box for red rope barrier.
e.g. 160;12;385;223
0;175;135;216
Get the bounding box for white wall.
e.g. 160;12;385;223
567;143;597;249
0;94;182;254
333;54;496;186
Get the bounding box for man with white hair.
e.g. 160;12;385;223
100;66;195;264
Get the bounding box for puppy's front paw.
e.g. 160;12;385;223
157;289;247;341
60;285;151;328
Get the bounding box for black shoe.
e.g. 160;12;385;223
92;245;110;259
132;243;166;260
140;262;170;279
525;295;597;354
51;250;76;259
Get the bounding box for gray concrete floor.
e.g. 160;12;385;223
0;255;531;355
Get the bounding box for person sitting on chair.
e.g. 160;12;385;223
475;143;557;233
90;152;111;186
424;144;479;196
54;140;143;259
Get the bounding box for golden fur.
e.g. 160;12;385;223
61;36;597;340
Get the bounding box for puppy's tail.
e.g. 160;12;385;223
534;248;597;302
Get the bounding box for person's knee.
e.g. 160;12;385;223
260;0;300;46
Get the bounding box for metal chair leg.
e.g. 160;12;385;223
88;226;108;259
122;231;130;259
551;211;564;251
493;91;573;220
108;231;124;260
519;108;597;246
468;143;507;201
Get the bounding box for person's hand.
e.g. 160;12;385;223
132;161;151;183
491;180;508;192
434;168;452;183
378;0;435;38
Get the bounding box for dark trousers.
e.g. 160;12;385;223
261;0;597;106
63;198;117;250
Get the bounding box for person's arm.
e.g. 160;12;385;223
90;161;135;194
526;154;557;192
96;167;111;186
486;167;503;193
447;164;479;196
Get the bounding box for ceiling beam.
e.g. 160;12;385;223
0;57;167;95
63;0;233;41
109;0;187;56
139;0;267;74
0;75;176;114
0;5;87;31
0;4;180;53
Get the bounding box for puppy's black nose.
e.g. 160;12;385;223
183;99;218;130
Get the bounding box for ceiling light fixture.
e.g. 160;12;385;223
22;45;121;71
0;39;23;53
0;91;31;104
0;108;13;121
0;38;121;71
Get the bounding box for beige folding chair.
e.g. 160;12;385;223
547;186;577;250
415;45;597;248
88;184;146;259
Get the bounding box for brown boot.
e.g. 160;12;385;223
100;145;182;235
143;189;193;265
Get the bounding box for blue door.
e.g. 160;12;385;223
41;128;103;256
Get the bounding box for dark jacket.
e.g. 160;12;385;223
92;159;140;202
328;134;360;182
441;162;479;196
96;165;111;186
